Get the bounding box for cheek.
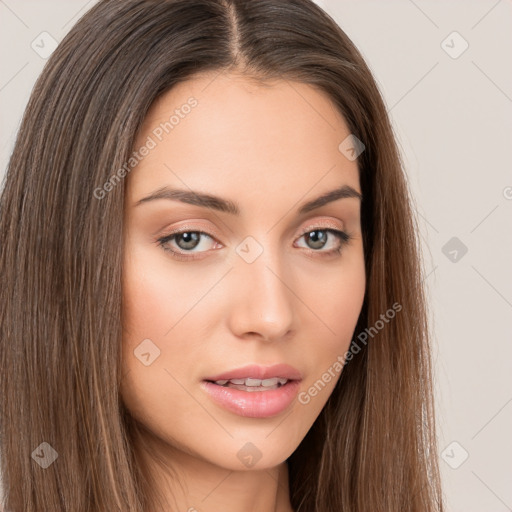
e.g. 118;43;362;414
324;266;365;348
120;241;228;430
122;240;216;340
291;248;365;410
120;244;187;410
298;245;366;350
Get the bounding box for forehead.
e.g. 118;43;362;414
128;71;360;204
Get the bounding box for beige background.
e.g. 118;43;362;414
1;1;511;510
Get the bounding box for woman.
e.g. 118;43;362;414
0;0;444;510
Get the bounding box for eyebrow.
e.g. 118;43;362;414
134;184;362;215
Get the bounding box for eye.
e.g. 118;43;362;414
157;230;217;261
156;226;352;261
295;228;351;256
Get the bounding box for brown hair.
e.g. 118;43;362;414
0;0;443;510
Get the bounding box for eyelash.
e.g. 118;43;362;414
156;226;352;262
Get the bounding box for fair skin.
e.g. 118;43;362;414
121;71;365;512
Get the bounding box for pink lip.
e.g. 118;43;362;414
201;364;302;418
204;363;302;382
200;380;301;418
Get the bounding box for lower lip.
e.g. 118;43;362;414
201;380;301;418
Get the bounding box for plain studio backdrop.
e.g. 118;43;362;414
1;1;511;510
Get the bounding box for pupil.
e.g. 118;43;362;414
177;232;200;250
307;230;327;249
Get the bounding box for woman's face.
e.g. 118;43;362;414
121;71;365;471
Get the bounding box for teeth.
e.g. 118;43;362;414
245;378;262;386
213;377;289;387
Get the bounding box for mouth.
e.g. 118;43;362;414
201;364;302;418
204;376;291;392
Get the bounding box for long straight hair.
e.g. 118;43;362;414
0;0;444;510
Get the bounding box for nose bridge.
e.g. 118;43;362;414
228;234;295;339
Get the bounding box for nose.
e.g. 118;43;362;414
227;247;296;342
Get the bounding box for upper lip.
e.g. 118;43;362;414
205;364;302;382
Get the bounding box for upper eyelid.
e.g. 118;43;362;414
161;219;346;239
158;224;347;249
298;221;344;234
